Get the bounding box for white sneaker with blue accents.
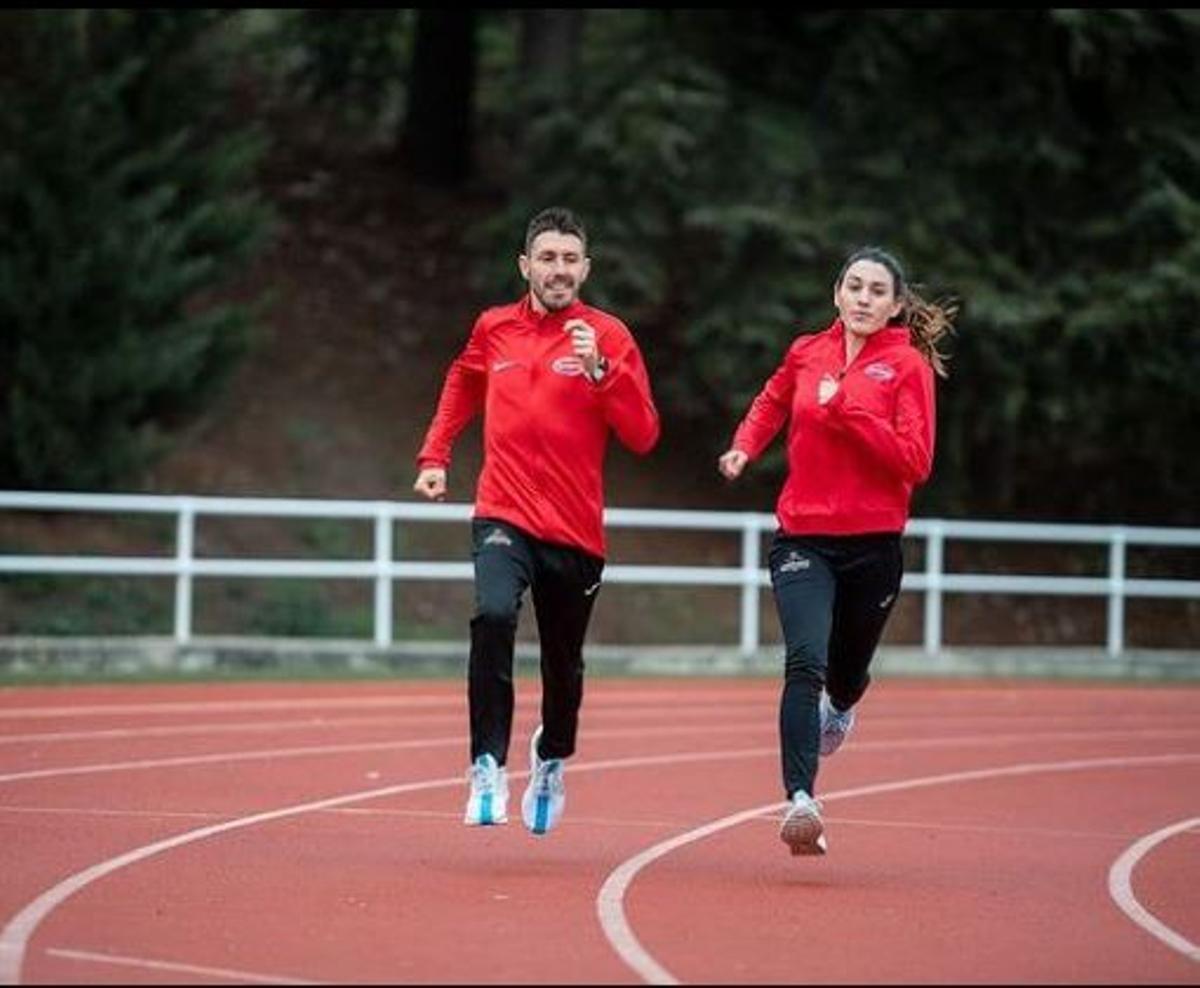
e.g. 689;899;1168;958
780;790;827;856
521;725;565;835
464;753;508;826
819;693;856;756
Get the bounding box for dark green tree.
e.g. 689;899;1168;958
482;9;1200;524
801;9;1200;523
0;10;274;489
283;9;414;137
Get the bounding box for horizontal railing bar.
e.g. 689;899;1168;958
3;493;1197;547
4;557;1200;602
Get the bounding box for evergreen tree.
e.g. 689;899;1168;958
482;9;1200;523
0;10;273;489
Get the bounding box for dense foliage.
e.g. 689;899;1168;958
0;11;272;488
486;10;1200;523
3;9;1198;525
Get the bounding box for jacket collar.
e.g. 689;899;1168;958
828;318;911;350
518;294;588;330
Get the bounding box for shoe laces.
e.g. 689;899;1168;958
828;708;852;730
788;792;822;817
533;757;564;796
469;758;498;794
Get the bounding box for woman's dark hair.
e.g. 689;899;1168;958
837;246;958;379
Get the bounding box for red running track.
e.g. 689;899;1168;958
0;677;1196;984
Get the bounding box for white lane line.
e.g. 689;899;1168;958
2;707;1189;746
0;745;777;986
597;752;1200;986
814;815;1142;842
0;696;458;719
0;737;465;784
0;704;770;746
0;722;772;785
1107;817;1200;962
0;688;780;721
2;733;1197;983
325;807;688;829
8;802;1148;838
0;714;440;746
4;724;1196;786
0;773;463;986
46;946;322;985
848;727;1200;752
598;804;773;986
0;724;758;785
0;806;225;821
0;802;692;830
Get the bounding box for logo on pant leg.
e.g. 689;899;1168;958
777;551;810;574
583;581;602;597
483;528;513;547
879;592;896;609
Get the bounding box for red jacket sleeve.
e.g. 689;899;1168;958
730;344;797;459
416;315;488;468
822;357;935;484
591;329;660;455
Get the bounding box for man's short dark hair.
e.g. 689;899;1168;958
524;207;587;254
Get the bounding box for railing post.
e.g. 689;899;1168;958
923;521;944;658
740;516;761;657
1107;528;1126;658
174;499;195;644
374;507;394;648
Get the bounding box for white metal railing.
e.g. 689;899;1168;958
2;491;1199;657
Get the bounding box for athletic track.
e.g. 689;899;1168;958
0;677;1196;984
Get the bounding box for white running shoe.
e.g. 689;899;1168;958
780;791;827;856
819;693;856;756
521;725;565;835
464;753;508;826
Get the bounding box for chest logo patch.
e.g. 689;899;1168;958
551;356;586;376
863;361;896;382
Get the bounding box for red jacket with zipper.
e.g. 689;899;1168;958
731;319;935;536
417;296;660;558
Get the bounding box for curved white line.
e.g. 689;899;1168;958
0;713;452;746
1107;817;1200;962
2;708;1186;745
597;753;1200;985
4;734;1196;984
0;746;776;985
0;702;773;746
6;725;1196;786
0;723;769;785
0;696;457;720
0;687;781;721
0;774;461;986
0;737;464;784
598;804;773;986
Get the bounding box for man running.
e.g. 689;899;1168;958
413;206;660;835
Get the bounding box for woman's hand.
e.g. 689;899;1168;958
818;373;839;405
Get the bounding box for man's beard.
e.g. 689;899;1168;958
535;279;576;311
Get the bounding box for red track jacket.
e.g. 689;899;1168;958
417;296;660;558
731;319;936;536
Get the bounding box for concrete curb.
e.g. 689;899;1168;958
0;637;1197;682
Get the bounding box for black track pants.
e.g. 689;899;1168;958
769;531;903;799
468;517;604;766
